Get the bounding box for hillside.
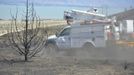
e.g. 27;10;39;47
109;8;134;20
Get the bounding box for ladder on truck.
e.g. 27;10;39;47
64;9;106;25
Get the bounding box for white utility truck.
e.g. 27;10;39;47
45;9;111;50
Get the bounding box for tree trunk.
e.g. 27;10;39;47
24;54;28;61
24;0;28;62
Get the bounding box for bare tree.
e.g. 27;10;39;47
8;0;48;61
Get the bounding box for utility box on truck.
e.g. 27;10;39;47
70;22;106;48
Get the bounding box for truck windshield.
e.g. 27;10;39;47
59;28;71;36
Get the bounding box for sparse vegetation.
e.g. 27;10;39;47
7;0;48;61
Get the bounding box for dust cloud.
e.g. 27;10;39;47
40;44;134;63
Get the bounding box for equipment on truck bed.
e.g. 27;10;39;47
64;9;106;25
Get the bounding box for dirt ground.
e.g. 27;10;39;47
0;43;134;75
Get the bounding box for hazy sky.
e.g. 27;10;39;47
0;0;134;7
0;0;134;19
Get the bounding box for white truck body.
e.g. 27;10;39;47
70;23;106;48
47;22;107;49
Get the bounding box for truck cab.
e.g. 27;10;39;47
45;26;72;50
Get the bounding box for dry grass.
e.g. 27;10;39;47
0;52;132;75
0;20;67;36
0;38;134;75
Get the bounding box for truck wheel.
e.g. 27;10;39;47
46;44;58;56
83;43;94;51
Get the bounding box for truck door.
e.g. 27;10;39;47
56;27;71;49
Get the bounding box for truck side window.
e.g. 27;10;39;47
59;28;70;36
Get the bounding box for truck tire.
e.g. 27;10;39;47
83;43;95;51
